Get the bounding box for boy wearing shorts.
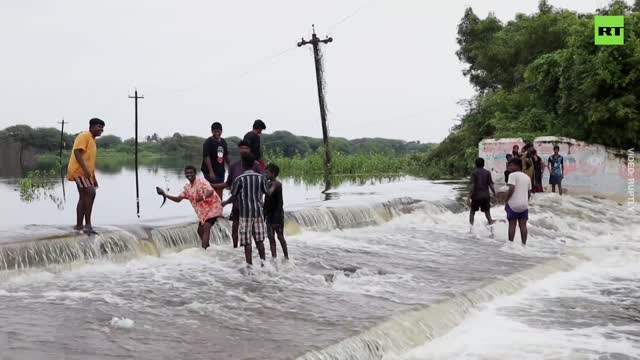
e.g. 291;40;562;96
222;153;268;266
505;158;532;245
264;163;289;260
548;145;564;195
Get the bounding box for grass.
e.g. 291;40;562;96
33;148;435;178
35;150;189;173
267;150;430;177
18;169;62;205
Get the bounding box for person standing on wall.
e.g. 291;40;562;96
219;140;260;248
157;166;222;249
244;119;267;172
547;145;565;195
67;118;105;235
201;122;230;200
222;153;268;268
264;163;289;260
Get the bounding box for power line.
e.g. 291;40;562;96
327;0;377;33
158;1;377;96
163;46;297;96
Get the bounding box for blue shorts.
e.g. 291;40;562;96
549;174;562;185
505;204;528;221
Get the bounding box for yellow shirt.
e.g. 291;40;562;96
67;131;97;181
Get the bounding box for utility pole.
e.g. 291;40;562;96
57;118;68;201
128;89;144;218
298;25;333;188
57;118;67;162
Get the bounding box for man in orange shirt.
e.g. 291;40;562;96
67;118;104;234
157;166;222;249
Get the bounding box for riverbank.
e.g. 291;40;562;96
30;149;433;178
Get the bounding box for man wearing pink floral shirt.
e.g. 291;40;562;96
158;165;222;249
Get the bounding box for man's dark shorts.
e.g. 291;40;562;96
202;171;225;184
549;174;563;185
505;204;528;221
471;196;491;213
265;211;284;226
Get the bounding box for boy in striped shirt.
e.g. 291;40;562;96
222;153;268;267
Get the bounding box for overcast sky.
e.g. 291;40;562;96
0;0;605;143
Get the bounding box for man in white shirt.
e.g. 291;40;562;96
505;158;532;244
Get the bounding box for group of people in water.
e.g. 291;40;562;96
468;142;565;245
67;117;568;263
67;118;288;267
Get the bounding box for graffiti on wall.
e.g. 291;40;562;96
479;137;638;200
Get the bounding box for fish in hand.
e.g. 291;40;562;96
156;186;167;208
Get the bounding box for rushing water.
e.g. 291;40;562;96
0;165;638;359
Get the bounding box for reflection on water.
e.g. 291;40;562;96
0;161;456;229
287;173;404;187
17;169;65;210
285;173;407;201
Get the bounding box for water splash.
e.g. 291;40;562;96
298;254;587;360
0;197;443;273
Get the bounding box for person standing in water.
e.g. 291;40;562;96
218;140;260;248
243;119;267;172
512;144;521;158
157;166;222;249
264;163;289;260
531;149;545;193
201;122;230;200
504;153;513;182
468;158;496;226
222;153;268;267
67;118;105;235
505;158;532;245
520;143;535;186
547;145;565;195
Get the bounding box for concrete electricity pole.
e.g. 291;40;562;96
298;25;333;184
128;89;144;217
57;118;67;162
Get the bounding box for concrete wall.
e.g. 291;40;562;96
478;136;636;203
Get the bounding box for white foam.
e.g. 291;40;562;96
109;317;134;329
0;289;29;297
400;244;640;360
42;290;125;305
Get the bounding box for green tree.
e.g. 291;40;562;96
424;2;640;179
96;135;122;148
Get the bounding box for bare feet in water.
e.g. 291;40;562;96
83;226;98;235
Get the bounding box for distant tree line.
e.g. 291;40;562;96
0;126;434;161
